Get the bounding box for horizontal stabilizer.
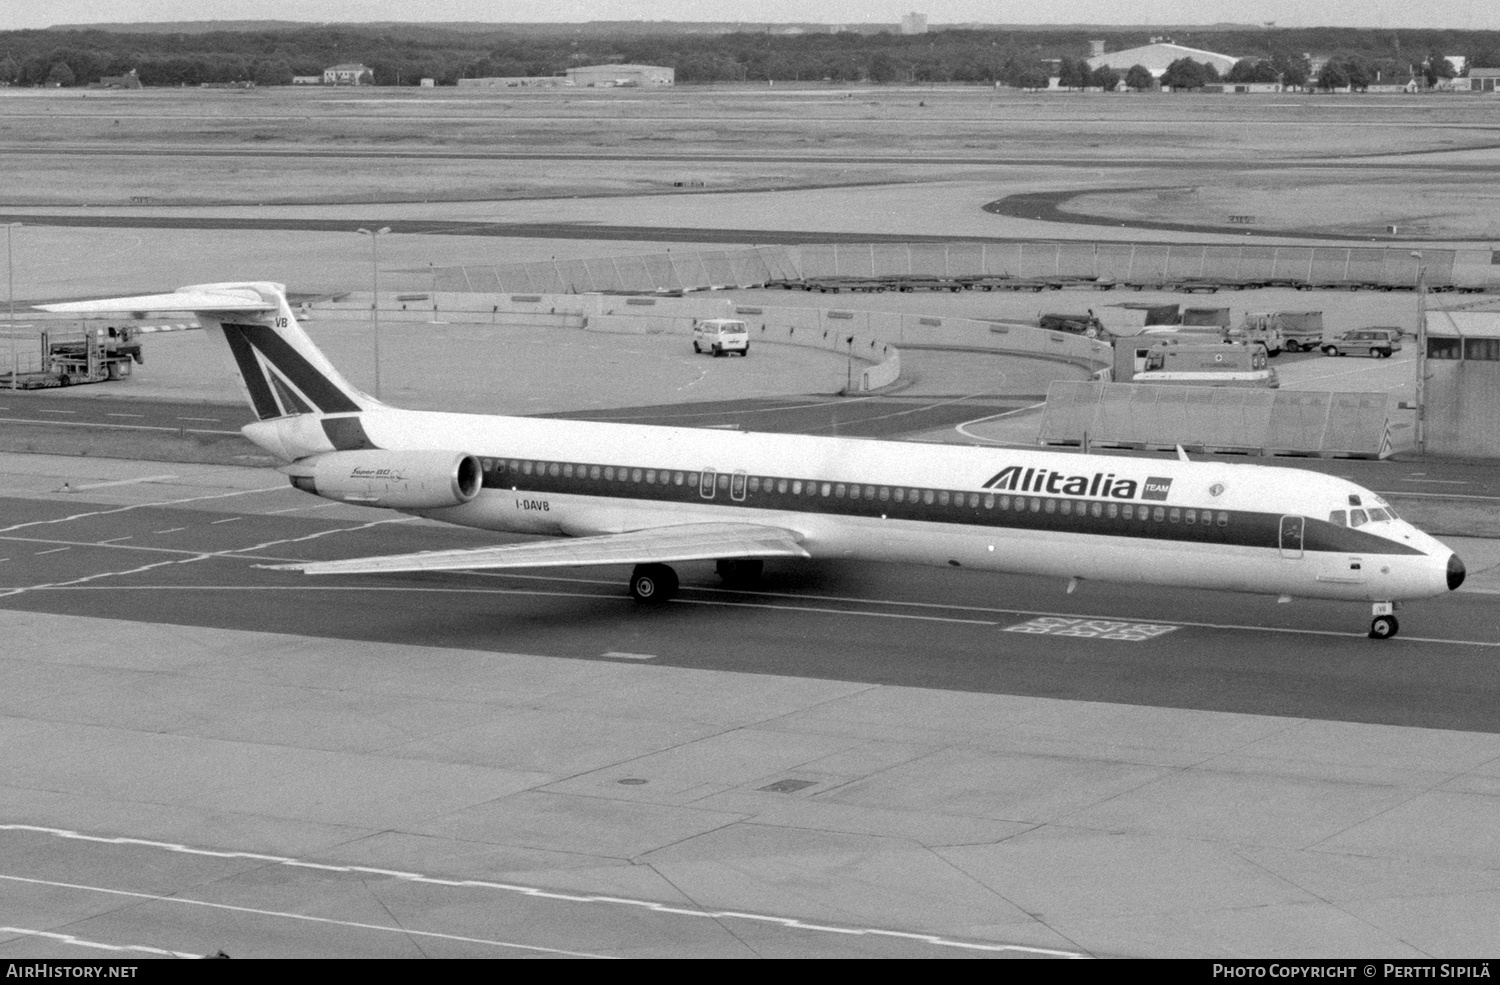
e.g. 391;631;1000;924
264;522;811;576
39;291;277;314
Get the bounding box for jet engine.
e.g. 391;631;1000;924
283;450;483;509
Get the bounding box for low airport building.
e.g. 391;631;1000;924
565;64;674;87
323;63;373;85
1423;311;1500;457
1471;68;1500;93
458;76;567;88
94;69;141;89
1086;42;1238;79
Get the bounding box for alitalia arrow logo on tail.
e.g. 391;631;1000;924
982;466;1173;501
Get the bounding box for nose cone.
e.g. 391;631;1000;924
1448;553;1467;591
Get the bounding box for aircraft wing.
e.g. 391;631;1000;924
38;291;277;314
265;522;811;576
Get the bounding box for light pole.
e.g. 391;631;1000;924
357;226;390;399
1410;251;1427;455
5;222;20;391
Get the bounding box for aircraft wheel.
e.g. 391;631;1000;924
716;559;763;586
1369;615;1399;640
629;563;678;604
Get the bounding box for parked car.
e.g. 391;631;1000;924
1321;328;1403;358
692;318;750;357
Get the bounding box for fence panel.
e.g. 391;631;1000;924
1322;393;1392;455
1094;243;1135;282
1017;242;1062;279
1199;246;1243;283
1125;245;1170;283
1055;242;1097;279
1271;248;1314;283
945;243;987;278
1345;249;1386;286
982;243;1024;276
1164;245;1207;280
796;244;841;279
1263;391;1331;452
1238;246;1278;284
1309;248;1350;285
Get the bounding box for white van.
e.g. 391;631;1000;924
693;318;750;357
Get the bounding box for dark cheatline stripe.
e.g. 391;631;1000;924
322;416;379;451
477;458;1424;556
221;323;360;415
219;324;280;421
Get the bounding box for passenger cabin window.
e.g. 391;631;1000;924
731;472;746;501
700;470;716;498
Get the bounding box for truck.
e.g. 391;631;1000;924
1241;311;1323;352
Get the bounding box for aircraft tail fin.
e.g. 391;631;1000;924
39;282;378;422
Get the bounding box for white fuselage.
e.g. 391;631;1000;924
253;407;1459;604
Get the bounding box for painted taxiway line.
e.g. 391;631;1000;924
0;516;419;599
0;873;613;959
0;926;200;959
0;415;241;435
0;826;1083;957
62;473;180;491
954;402;1046;444
0;484;289;535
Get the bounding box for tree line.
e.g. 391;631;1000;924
0;24;1495;89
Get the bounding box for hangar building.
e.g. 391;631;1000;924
565;64;674;87
1086;42;1239;79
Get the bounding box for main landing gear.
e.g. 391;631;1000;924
628;559;764;603
628;563;678;604
1369;601;1399;640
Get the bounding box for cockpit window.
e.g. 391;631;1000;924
1329;510;1347;526
1349;509;1368;527
1367;507;1389;522
1348;494;1362;507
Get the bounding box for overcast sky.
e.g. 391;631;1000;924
3;0;1496;32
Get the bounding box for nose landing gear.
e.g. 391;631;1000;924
1369;601;1399;640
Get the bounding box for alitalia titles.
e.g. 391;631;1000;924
983;466;1173;502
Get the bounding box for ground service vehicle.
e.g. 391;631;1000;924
693;318;750;357
1322;328;1403;358
1126;339;1279;388
1038;313;1104;337
1244;311;1323;352
41;283;1466;640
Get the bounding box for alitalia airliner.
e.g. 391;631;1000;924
43;282;1466;640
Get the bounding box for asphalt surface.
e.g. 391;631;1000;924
1;475;1496;734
